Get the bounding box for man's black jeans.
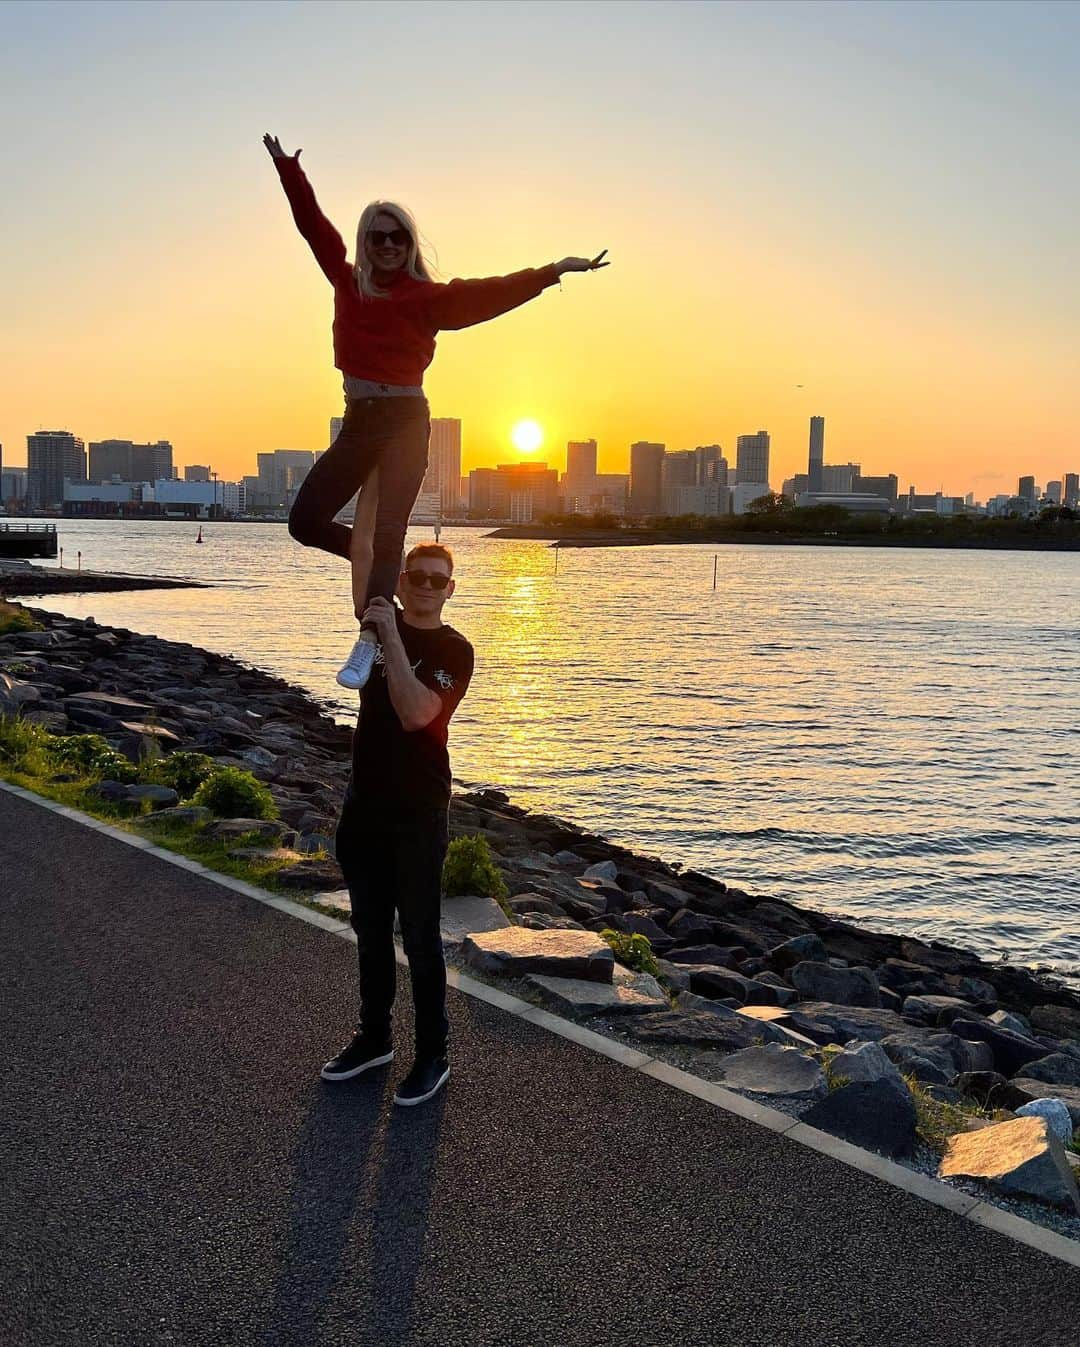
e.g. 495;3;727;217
335;786;451;1060
288;394;430;611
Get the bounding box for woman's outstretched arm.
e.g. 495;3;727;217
422;251;609;332
263;133;350;286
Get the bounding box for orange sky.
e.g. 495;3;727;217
3;2;1078;499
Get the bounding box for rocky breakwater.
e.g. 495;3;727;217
4;604;1080;1225
0;557;206;598
454;836;1080;1221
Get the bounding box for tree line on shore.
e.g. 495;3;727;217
538;499;1080;544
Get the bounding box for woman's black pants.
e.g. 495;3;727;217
288;394;431;611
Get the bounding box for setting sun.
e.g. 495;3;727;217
510;420;544;454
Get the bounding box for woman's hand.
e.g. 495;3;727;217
554;250;609;275
263;133;298;160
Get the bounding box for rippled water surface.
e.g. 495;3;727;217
30;520;1080;979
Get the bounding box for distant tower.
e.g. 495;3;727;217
734;431;770;488
808;416;825;492
628;442;665;516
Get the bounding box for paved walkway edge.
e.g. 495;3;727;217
5;776;1078;1273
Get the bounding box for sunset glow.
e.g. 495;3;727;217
1;3;1078;498
510;420;543;454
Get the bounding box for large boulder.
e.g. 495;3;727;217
940;1117;1080;1213
1019;1054;1080;1087
664;944;742;968
829;1041;904;1087
1008;1080;1080;1130
789;962;881;1008
524;970;668;1018
801;1077;917;1158
1030;1005;1080;1041
769;933;827;971
461;927;614;983
790;1002;907;1043
438;894;512;947
717;1044;827;1101
629;1009;772;1052
687;967;780;1006
949;1016;1050;1077
1016;1099;1075;1145
900;995;974;1027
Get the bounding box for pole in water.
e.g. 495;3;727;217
554;542;559;574
77;550;82;573
59;548;63;569
712;554;718;590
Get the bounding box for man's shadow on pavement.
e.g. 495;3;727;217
259;1070;447;1347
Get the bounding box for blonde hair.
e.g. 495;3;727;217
354;200;440;297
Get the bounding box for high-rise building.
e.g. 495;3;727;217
1045;480;1063;506
735;431;770;488
853;473;898;503
565;439;598;492
1065;472;1079;507
184;465;211;482
468;467;497;517
1018;475;1037;504
468;462;558;521
255;450;318;511
88;439;173;483
429;418;462;514
629;441;665;516
694;445;727;487
821;462;860;494
28;430;86;509
808;417;825;492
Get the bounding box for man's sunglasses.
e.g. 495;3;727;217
405;569;451;591
368;228;411;248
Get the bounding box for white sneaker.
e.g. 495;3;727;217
336;634;378;690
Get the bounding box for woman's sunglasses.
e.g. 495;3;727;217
405;569;451;591
368;228;411;248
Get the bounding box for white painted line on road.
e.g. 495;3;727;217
4;776;1077;1272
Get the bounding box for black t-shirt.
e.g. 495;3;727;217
350;607;474;808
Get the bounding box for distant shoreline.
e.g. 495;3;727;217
485;526;1080;552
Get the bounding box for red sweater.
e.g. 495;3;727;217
274;155;561;386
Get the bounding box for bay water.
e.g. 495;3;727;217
29;520;1080;981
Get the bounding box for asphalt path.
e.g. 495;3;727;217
3;788;1078;1346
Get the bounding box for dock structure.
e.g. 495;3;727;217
0;522;58;559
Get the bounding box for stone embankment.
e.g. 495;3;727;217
3;602;1080;1226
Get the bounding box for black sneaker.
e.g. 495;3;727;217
320;1033;394;1082
393;1056;450;1107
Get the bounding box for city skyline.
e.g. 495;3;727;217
3;2;1079;497
8;417;1075;518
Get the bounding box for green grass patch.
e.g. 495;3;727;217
0;601;42;636
903;1074;1000;1155
816;1044;850;1092
0;715;316;900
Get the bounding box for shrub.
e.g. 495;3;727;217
442;834;508;899
600;928;659;977
143;750;217;798
48;732;137;783
0;602;42;636
191;765;277;819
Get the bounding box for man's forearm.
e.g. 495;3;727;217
381;640;442;731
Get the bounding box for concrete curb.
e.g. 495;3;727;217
4;777;1079;1273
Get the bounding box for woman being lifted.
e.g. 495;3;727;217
263;132;609;689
